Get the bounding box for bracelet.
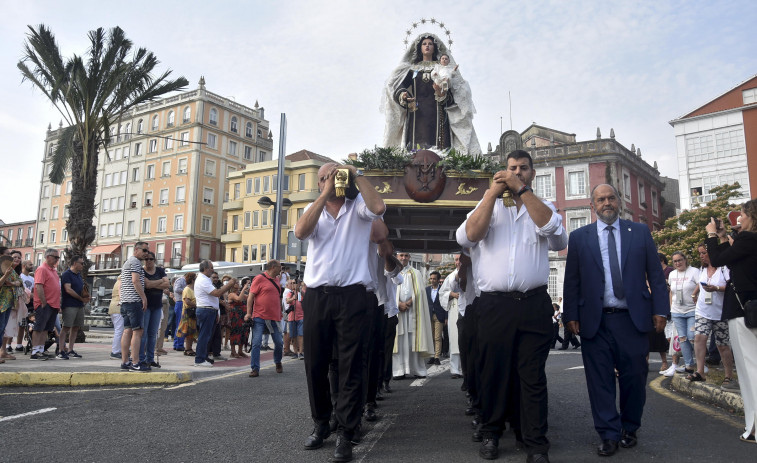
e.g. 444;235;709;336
707;233;717;238
517;185;533;197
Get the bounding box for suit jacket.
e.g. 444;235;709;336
426;286;447;322
563;219;669;339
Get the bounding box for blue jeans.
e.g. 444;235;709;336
139;307;162;364
250;317;283;371
0;309;10;341
672;312;696;367
195;308;217;364
173;300;185;349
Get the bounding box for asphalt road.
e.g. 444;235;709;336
0;350;752;462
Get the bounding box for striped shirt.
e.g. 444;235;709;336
120;256;145;303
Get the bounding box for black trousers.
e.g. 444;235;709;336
461;298;480;410
442;323;450;356
552;323;564;346
561;328;580;348
366;303;386;405
477;290;552;455
383;315;398;383
303;285;370;439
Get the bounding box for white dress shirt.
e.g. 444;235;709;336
296;194;383;288
596;218;628;309
385;271;403;317
194;273;219;310
456;198;567;292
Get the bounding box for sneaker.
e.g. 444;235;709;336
299;353;305;360
67;350;82;359
14;346;23;352
130;363;150;372
150;361;161;368
704;365;709;374
110;352;122;360
662;365;676;377
195;361;213;367
674;365;687;373
205;357;215;364
121;362;133;370
56;351;69;360
31;352;48;361
721;378;741;391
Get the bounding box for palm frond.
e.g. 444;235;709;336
49;125;76;184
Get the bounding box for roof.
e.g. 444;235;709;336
670;73;757;123
285;150;335;164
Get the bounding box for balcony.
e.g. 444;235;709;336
170;257;183;268
223;199;243;211
288;190;320;203
25;238;33;246
221;232;242;244
14;239;22;247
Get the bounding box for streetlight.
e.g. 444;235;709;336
257;196;292;260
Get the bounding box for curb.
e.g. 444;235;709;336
0;371;192;387
669;373;744;414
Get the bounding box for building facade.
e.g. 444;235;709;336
0;220;36;262
670;74;757;210
35;78;273;269
221;150;334;270
488;124;667;300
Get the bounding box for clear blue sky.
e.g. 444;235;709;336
1;0;755;222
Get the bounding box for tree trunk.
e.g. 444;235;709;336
65;138;99;280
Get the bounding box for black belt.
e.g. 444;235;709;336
482;285;548;301
603;307;628;314
312;284;365;295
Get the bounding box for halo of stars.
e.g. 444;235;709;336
403;18;453;50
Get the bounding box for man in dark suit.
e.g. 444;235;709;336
426;271;446;366
563;184;669;457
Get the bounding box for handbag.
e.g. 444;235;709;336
81;284;90;301
730;281;757;328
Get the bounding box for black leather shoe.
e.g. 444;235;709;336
333;435;353;462
392;375;406;380
427;357;435;366
350;422;362;444
329;414;338;433
527;454;550;463
620;430;637;448
472;428;483;442
471;415;481;428
364;405;377;422
557;347;568;350
304;426;330;450
450;373;463;379
383;381;393;392
479;437;499;460
597;439;618;456
375;388;385;401
434;357;442;365
465;407;477;416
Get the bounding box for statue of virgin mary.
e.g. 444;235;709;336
381;32;481;154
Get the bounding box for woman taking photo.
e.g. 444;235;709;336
706;199;757;444
227;279;249;359
177;272;197;357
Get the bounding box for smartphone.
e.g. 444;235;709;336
714;218;723;230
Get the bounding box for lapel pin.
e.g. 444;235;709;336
627;228;631;232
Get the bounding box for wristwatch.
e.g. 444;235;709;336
516;185;533;197
355;169;364;177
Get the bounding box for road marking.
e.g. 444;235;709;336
164;357;299;390
410;361;448;387
566;366;584;370
648;376;742;429
356;413;397;462
0;386;162;397
0;407;57;422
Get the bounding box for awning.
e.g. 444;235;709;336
89;244;121;255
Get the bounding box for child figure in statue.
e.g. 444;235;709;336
431;54;458;93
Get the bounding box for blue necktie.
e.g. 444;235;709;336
606;225;624;299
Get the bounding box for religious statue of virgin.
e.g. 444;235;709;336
381;32;481;155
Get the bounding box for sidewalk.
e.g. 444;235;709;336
667;369;744;415
0;332;281;387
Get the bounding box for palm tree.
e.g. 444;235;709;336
18;25;188;273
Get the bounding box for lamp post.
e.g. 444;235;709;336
257;196;292;260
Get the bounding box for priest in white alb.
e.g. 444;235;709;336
440;254;463;378
393;251;434;378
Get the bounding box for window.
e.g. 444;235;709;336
623;173;631;200
744;88;757;105
569;217;588;232
534;174;553;199
234;183;241;199
108;224;115;237
151;115;159;130
39;231;44;244
114;148;122;161
28;227;34;239
156;243;165;263
252;210;259;227
203;188;214;204
105;174;113;187
178;158;187;174
567;171;586;196
297;208;305;220
298;174;306;190
263;176;270;192
183;106;191;123
638;181;646;207
282;174;289;191
172;242;182;260
244;211;251;229
127;221;135;235
207;133;217;148
201;216;212;233
176;186;186;202
6;230;11;242
64;205;70;218
244;145;252;160
53;184;61;196
129;194;137;208
116;223;123;236
167;111;175;127
246;122;253;138
144;191;153;206
146;164;155;179
205;159;216;176
164;136;173;150
134;143;142;156
230;116;238;133
254;177;261;194
228;140;237;156
199;242;211;260
62;229;68;242
174;215;184;231
159;189;169;205
209;108;218;125
157;217;167;233
120;171;127;184
241;245;248;262
250;244;258;262
43;185;50;198
66;181;72;194
260;244;266;261
652;190;659;216
41;208;47;220
180;132;189;146
149;139;157;153
257;129;263;138
137;119;143;134
124;123;131;140
117;196;125;210
548;268;559;299
142;218;151;234
261;210;268;226
232;215;239;231
52;206;59;220
100;225;106;237
280;210;289;226
258;151;267;162
50;229;56;243
162;161;171;177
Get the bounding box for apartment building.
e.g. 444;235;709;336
35;77;273;269
0;219;36;262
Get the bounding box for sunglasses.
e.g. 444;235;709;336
144;258;155;261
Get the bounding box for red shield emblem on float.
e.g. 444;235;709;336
403;150;446;203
